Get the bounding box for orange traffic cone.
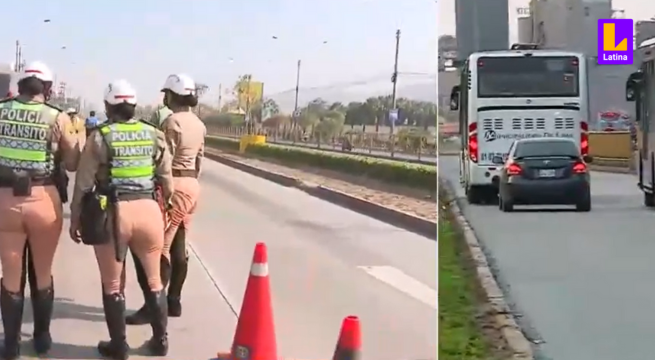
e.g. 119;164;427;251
332;316;361;360
229;242;278;360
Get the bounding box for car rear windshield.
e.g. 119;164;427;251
514;140;579;158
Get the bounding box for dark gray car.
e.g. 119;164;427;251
494;137;592;212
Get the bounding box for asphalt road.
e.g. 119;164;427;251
192;159;437;359
440;155;655;360
211;134;438;164
3;162;436;359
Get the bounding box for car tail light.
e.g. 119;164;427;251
468;122;478;163
507;162;522;175
573;161;587;174
580;121;589;156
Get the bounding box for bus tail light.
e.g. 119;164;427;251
468;122;478;162
580;121;589;156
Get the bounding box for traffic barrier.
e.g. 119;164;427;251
332;316;362;360
588;131;632;159
211;243;364;360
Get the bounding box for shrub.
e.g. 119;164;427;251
205;136;436;190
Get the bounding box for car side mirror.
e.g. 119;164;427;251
449;85;460;111
583;155;593;163
492;156;504;164
626;72;644;102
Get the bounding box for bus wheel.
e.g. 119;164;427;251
466;186;482;204
644;192;655;207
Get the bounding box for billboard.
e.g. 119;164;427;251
237;81;264;109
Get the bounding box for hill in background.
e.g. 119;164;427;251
269;79;436;112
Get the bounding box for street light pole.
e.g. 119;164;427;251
270;36;326;129
293;59;301;118
390;29;401;135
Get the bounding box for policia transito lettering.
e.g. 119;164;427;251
0;108;49;141
79;121;158;256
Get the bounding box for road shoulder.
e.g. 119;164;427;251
439;177;535;360
15;224;238;360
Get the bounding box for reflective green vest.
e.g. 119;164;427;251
99;120;157;194
0;100;59;172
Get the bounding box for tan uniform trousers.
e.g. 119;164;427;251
163;177;200;259
0;186;62;292
95;198;165;294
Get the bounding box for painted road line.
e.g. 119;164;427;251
358;265;437;309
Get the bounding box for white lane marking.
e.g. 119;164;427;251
358;266;437;309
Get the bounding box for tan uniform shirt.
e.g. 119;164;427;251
0;97;82;179
69;121;174;222
161;111;206;172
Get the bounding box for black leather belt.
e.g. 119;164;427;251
172;169;198;178
116;192;155;201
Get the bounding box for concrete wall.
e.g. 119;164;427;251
517;16;533;43
530;0;610;55
455;0;509;61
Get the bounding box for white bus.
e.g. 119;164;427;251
627;37;655;207
449;45;589;204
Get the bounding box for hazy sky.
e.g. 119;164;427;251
438;0;655;44
2;0;436;108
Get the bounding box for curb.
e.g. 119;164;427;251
439;177;535;360
205;150;436;239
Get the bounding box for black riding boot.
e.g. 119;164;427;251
31;279;54;355
0;280;24;360
144;290;168;356
125;254;171;325
97;292;130;360
168;227;188;317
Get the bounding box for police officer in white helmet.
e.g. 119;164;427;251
0;61;80;359
70;80;173;359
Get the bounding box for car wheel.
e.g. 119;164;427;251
500;197;514;212
644;192;655;207
576;196;591;212
466;186;482;204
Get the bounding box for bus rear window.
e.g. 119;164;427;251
477;56;579;98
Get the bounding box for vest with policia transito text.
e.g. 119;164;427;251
0;100;59;173
99;120;157;194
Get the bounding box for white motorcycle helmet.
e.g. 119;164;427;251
104;79;138;105
161;74;196;96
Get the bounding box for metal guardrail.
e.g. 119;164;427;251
207;126;437;164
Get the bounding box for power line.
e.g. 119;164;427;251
265;71;430;97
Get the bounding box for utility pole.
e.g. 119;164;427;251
14;41;20;72
390;29;401;136
292;59;301;129
245;75;253;134
218;83;223;110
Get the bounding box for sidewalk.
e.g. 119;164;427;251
1;219;237;360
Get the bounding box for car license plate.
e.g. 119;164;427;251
538;169;556;178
